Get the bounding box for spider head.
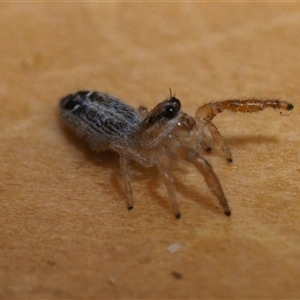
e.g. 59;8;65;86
142;97;181;130
138;96;185;148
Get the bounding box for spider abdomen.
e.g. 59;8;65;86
59;91;142;151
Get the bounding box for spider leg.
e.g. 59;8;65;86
205;121;232;163
156;154;181;219
193;130;212;153
119;154;134;210
200;141;212;152
138;105;149;118
178;147;231;216
195;99;294;162
195;99;294;122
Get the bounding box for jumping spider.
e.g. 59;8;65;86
59;90;293;218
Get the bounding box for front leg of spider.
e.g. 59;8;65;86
175;146;231;216
195;99;294;162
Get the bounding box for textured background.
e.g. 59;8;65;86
1;3;300;299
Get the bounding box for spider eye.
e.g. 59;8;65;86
163;98;181;119
164;105;177;118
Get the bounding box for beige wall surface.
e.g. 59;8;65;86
1;3;300;299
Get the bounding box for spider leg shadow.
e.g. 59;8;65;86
169;135;279;215
60;121;163;210
173;169;224;216
225;134;279;147
202;134;279;159
59;119;278;216
145;163;224;217
147;133;278;216
60;124;139;209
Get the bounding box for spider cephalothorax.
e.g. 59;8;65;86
59;91;293;219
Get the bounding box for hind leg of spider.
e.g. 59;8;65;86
119;154;134;210
178;146;231;216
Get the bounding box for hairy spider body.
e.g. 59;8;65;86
59;91;293;219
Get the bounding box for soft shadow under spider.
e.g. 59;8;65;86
153;165;224;216
60;120;282;216
110;133;279;217
59;122;119;170
109;163;158;209
110;161;222;217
